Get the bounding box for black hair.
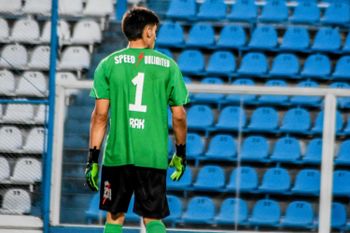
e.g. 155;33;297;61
122;7;159;41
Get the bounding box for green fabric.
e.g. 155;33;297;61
104;223;122;233
85;163;99;191
146;220;166;233
168;154;185;181
90;48;189;169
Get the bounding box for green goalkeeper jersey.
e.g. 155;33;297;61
90;48;189;169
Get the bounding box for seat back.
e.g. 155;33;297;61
198;0;226;19
157;21;184;46
72;19;102;44
238;52;268;75
292;169;320;194
217;198;248;223
241;136;269;160
228;0;257;21
217;25;246;48
270;53;299;76
333;56;350;78
187;23;215;47
166;195;182;220
0;0;22;13
260;167;291;191
28;46;50;70
166;0;196;19
312;110;343;133
302;54;331;77
207;51;236;74
16;71;47;97
0;44;28;69
206;134;236;158
84;0;113;16
23;127;45;153
322;3;350;24
281;108;311;132
41;20;71;43
0;126;22;152
333;170;350;195
331;202;347;228
11;18;40;42
284;201;314;226
216;106;246;130
312;28;341;51
59;0;83;15
3;104;35;123
167;167;192;189
0;156;10;181
228;166;258;190
23;0;51;14
290;81;321;105
59;46;91;69
1;189;31;214
187;133;204;158
281;27;310;50
291;2;320;23
251;199;281;223
249;25;278;48
259;80;288;104
271;136;301;161
12;158;42;183
187;105;214;129
178;50;205;74
185;196;215;219
260;0;288;22
195;165;225;188
303;138;322;162
248;107;279;130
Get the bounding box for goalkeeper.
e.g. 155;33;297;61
85;7;189;233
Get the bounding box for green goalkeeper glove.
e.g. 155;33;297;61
169;144;186;181
85;147;100;192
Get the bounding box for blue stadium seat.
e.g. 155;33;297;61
227;0;257;22
186;133;204;159
259;0;288;22
280;108;311;133
241;136;269;161
187;105;214;130
249;199;281;226
206;51;236;75
311;110;343;134
167;166;192;190
333;170;350;196
331;202;347;229
271;136;301;162
225;79;256;103
217;25;246;49
269;53;299;77
156;22;184;47
168;136;173;155
290;2;320;24
281;201;315;229
192;77;225;103
166;0;196;20
258;80;289;105
125;195;139;222
205;134;236;160
343;32;350;52
197;0;226;20
178;50;205;75
322;2;350;25
187;23;215;48
301;54;331;79
164;195;182;223
226;166;258;192
183;76;192;84
156;48;173;58
280;27;310;51
259;167;291;193
193;165;225;191
292;169;320;195
247;107;279;132
182;196;215;224
290;81;322;106
343;116;350;134
215;106;246;130
85;194;106;223
238;52;268;76
303;138;322;164
311;28;341;52
333;56;350;80
329;82;350;108
335;140;350;165
249;25;278;49
215;198;248;225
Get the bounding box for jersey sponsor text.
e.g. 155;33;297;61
129;117;145;129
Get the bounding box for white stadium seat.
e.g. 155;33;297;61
22;127;45;153
40;20;71;43
0;69;16;96
11;18;40;43
11;158;42;183
58;46;90;70
23;0;52;15
0;189;31;214
84;0;113;16
71;19;102;44
0;126;23;153
0;44;28;69
0;0;22;14
34;104;47;124
0;156;10;181
59;0;83;16
0;18;10;42
3;104;35;124
0;104;3;120
16;71;48;97
28;46;50;70
56;72;78;82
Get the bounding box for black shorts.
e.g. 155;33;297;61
99;165;170;219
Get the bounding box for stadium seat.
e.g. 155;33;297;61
193;165;225;191
56;72;78;83
333;170;350;196
11;158;42;183
290;81;322;106
197;0;226;20
0;189;31;215
168;136;173;155
3;104;35;124
343;32;350;52
301;54;331;79
0;126;22;152
166;0;196;20
186;133;204;159
226;79;256;103
226;166;258;192
182;196;215;224
259;168;290;194
343;116;350;134
156;48;173;58
156;22;184;47
248;25;278;49
259;0;288;22
34;104;47;124
280;27;310;51
0;69;16;96
281;201;314;228
303;138;322;164
329;82;350;108
177;50;205;75
187;105;214;129
40;20;71;43
22;127;45;154
271;136;301;162
28;46;50;70
269;53;299;77
0;0;22;14
292;169;320;195
280;108;311;133
215;106;246;130
215;198;248;225
71;19;102;44
241;136;269;161
0;18;9;42
11;18;40;43
23;0;51;15
227;0;257;22
85;194;106;222
167;167;192;190
206;51;236;75
64;134;87;149
192;77;225;103
58;46;91;70
217;25;246;48
311;110;343;134
237;52;268;76
59;0;83;16
311;28;341;52
322;3;350;25
333;56;350;80
83;0;113;16
16;71;48;97
0;44;28;69
205;134;236;160
331;202;347;229
335;140;350;165
187;23;215;48
164;195;182;223
247;107;279;132
258;80;288;105
290;2;320;24
0;156;10;181
249;199;281;226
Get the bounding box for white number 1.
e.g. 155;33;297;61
129;72;147;112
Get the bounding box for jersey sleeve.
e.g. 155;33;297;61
90;58;110;99
168;63;190;106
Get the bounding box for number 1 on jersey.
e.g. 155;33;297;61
129;72;147;112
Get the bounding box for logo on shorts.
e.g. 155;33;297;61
102;181;112;205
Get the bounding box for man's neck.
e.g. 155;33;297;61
128;40;149;49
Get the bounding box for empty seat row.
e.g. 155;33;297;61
0;44;90;71
0;104;46;124
0;18;102;45
0;188;31;215
0;157;41;184
157;23;350;53
167;0;350;25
